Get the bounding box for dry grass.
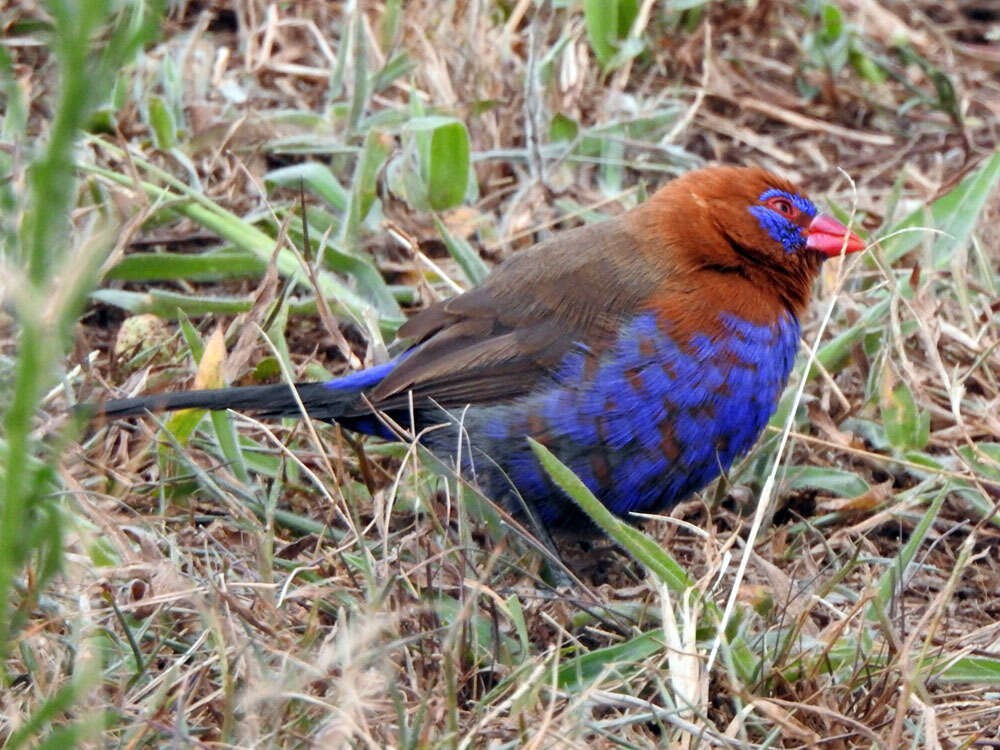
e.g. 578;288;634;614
4;0;1000;746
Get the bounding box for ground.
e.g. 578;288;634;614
3;0;1000;746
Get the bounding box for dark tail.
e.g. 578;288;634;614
92;382;359;422
88;360;408;439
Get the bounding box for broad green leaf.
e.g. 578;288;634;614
958;443;1000;481
840;417;890;451
617;0;639;35
147;95;175;150
582;0;637;68
583;0;617;66
881;381;930;452
850;47;886;84
265;163;348;211
159;414;206;455
409;117;470;211
781;465;871;497
549;113;579;143
821;2;844;42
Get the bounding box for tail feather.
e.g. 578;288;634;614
94;382;357;422
89;359;417;441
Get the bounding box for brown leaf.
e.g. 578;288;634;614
193;326;227;391
816;479;895;513
808;403;860;448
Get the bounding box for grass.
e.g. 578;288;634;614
3;0;1000;746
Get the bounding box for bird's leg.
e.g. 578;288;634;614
502;491;574;589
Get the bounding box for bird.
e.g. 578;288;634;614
93;166;865;532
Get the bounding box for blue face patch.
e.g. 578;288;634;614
749;189;818;255
758;189;817;217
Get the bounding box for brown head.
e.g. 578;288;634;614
631;166;864;322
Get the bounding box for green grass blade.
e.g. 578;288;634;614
105;250;269;281
880;150;1000;266
868;483;947;621
433;216;489;286
528;439;694;592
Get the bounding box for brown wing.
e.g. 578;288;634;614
368;216;665;410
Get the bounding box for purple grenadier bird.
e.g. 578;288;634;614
95;166;865;530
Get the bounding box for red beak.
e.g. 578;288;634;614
803;214;865;257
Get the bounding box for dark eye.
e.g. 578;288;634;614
767;198;797;216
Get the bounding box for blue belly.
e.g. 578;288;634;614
467;310;800;526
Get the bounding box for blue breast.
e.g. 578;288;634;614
469;310;800;526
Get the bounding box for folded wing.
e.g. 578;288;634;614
369;218;664;411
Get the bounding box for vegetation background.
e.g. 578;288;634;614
3;0;1000;746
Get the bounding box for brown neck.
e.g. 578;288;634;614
626;185;822;322
741;252;821;319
